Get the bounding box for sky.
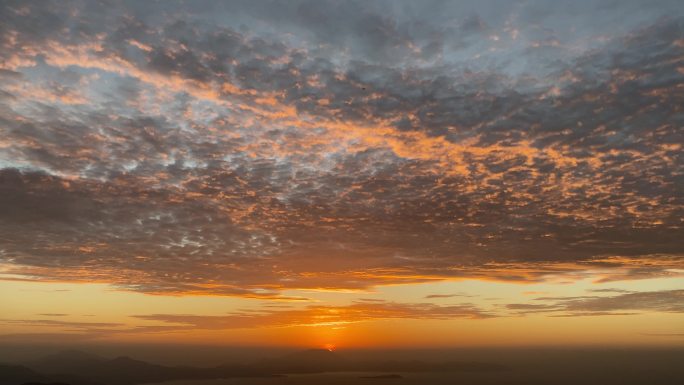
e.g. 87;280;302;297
0;0;683;350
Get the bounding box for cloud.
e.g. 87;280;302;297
0;332;108;343
0;1;682;297
0;300;492;340
507;290;684;317
424;293;473;299
132;300;494;331
0;318;125;333
586;288;634;294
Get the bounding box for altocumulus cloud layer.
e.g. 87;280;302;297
0;0;683;297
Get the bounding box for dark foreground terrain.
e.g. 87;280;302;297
0;349;506;385
2;347;683;385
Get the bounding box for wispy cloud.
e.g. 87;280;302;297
507;290;684;317
425;293;473;299
0;299;495;340
132;300;495;331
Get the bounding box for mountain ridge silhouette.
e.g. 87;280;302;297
0;348;508;385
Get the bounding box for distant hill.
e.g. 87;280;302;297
29;350;105;375
0;364;47;385
20;383;72;385
25;350;273;385
18;349;509;384
257;348;347;373
359;373;403;379
253;348;508;374
1;359;101;385
353;359;509;372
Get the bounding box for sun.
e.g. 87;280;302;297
324;343;336;352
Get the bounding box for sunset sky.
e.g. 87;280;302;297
1;0;683;350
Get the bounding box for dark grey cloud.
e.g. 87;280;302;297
0;0;682;296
